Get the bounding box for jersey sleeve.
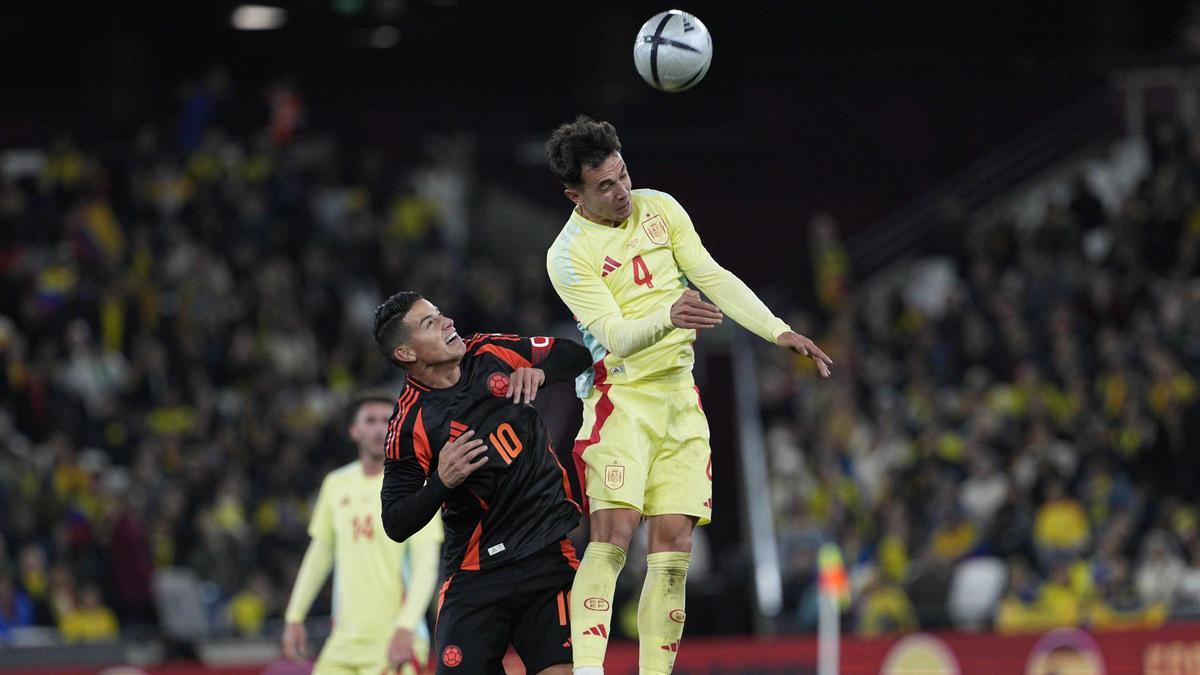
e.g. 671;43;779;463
546;249;676;358
307;474;335;542
283;537;334;623
381;406;451;543
663;193;792;343
464;333;592;384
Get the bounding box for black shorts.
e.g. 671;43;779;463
435;538;579;674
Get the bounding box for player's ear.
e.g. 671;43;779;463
392;344;416;367
564;187;583;207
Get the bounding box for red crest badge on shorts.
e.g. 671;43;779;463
641;214;669;246
604;464;625;490
488;372;509;397
442;645;463;667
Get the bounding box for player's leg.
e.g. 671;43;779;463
570;385;652;674
434;572;513;675
637;385;712;674
510;539;579;675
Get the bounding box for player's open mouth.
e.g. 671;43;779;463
445;332;460;345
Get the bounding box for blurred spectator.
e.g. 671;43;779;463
227;572;275;637
1134;530;1186;607
995;559;1081;634
59;583;119;643
854;568;919;637
0;574;35;642
1032;478;1091;569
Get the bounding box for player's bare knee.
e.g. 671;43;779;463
589;508;640;550
647;515;696;553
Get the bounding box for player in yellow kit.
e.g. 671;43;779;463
282;390;444;675
545;116;832;675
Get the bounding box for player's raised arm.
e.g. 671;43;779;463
503;335;592;404
546;250;719;358
663;194;833;377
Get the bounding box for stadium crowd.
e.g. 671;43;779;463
0;81;563;644
1;78;1198;649
764;117;1200;636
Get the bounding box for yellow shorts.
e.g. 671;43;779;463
573;382;712;525
314;630;430;675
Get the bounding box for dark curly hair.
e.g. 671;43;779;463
545;115;623;187
373;290;423;367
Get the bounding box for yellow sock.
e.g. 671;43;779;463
570;542;627;668
637;552;690;674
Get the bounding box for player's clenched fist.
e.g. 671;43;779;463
671;289;723;330
437;429;489;488
508;367;546;405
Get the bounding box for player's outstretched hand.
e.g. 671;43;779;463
282;621;308;661
387;628;415;671
508;367;546;405
776;331;833;378
437;429;488;488
671;289;723;329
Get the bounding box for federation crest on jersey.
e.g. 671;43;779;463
442;645;463;667
641;214;669;245
488;372;510;397
604;464;625;489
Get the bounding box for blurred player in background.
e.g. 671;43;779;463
282;390;444;675
545;116;833;675
375;291;592;675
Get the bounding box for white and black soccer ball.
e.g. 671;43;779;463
633;10;713;93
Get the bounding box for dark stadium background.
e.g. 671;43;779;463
4;0;1189;282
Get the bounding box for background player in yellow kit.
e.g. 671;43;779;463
545;116;833;675
282;390;444;675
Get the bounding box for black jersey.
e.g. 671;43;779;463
381;333;591;575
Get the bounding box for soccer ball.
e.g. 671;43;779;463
633;10;713;93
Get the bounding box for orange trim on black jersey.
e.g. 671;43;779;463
560;538;580;571
468;489;489;511
436;573;455;634
405;376;432;392
386;387;421;460
461;522;483;570
474;343;532;370
412;407;432;474
546;441;581;513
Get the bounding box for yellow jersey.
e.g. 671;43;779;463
304;460;443;642
547;188;789;396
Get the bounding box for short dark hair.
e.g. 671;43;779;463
373;291;423;367
545;115;622;187
347;388;397;424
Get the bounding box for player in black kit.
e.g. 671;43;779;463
375;290;591;675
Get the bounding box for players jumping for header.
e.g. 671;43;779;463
375;291;593;675
545;116;833;674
